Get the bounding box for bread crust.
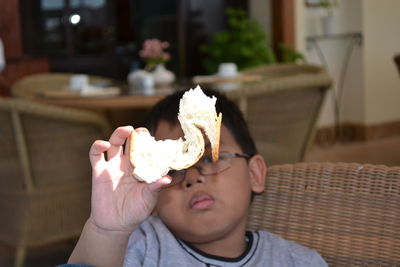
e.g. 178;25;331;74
212;113;222;162
129;128;136;168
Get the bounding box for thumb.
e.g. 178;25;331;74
147;176;172;193
140;176;172;212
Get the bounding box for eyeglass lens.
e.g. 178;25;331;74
165;152;247;187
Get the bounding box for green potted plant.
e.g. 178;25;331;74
200;8;276;74
319;0;338;14
278;43;306;63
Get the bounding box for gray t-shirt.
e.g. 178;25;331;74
124;216;328;267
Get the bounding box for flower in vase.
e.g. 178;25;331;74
139;39;171;71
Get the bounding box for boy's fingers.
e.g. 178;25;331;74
89;140;110;165
108;126;133;159
135;127;149;134
147;176;172;192
136;177;171;211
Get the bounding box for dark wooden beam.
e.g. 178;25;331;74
271;0;295;59
0;0;23;59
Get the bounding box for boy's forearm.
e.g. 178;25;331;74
68;219;132;267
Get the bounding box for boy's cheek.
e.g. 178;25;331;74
155;191;178;213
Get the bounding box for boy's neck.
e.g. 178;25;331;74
187;227;250;258
194;233;249;258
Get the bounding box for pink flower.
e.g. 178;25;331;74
139;39;171;70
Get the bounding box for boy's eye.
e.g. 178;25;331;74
218;154;228;161
200;155;213;164
167;170;180;176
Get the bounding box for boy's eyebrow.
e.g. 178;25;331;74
203;142;227;156
205;140;228;148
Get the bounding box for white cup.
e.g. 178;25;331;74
127;70;155;94
69;74;89;91
217;63;238;77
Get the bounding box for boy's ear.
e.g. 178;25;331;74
248;154;267;193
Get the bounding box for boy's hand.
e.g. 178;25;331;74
88;126;171;234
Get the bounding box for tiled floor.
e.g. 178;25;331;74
1;135;399;267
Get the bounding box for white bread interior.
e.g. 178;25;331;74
130;86;222;183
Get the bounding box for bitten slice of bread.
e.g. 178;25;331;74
129;86;222;183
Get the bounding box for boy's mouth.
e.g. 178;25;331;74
189;193;215;211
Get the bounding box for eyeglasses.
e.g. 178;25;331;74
164;151;250;188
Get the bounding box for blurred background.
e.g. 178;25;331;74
0;0;399;266
1;0;399;144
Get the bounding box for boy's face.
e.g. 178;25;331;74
154;120;266;246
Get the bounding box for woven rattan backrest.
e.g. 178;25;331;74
248;162;400;267
226;64;332;165
0;97;111;192
11;72;111;99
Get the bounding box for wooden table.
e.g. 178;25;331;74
34;93;166;110
32;88;174;128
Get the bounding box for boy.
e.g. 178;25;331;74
66;88;327;266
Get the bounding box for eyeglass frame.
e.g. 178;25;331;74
164;151;251;189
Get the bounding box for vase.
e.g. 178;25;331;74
321;15;335;35
127;69;155;94
152;64;175;87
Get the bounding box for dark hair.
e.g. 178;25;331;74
144;87;257;156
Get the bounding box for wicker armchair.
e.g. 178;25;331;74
248;162;400;267
0;98;112;267
226;64;332;165
11;72;112;99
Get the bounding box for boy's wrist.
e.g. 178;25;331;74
86;217;134;241
68;219;132;266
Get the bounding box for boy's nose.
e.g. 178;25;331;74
182;166;205;189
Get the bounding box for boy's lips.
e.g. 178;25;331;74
189;193;215;210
